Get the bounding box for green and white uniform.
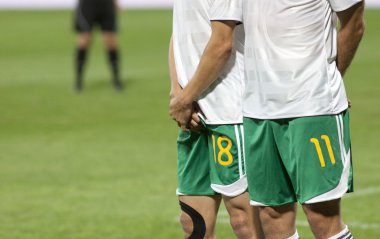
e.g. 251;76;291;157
173;0;246;196
211;0;361;205
177;123;247;197
244;111;353;205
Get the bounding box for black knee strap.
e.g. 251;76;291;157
179;201;206;239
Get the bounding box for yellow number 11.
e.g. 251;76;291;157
310;135;336;168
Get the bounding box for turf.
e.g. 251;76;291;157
0;9;379;239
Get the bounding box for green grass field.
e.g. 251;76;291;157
0;9;379;239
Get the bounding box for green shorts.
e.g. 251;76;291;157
177;123;247;197
244;110;353;206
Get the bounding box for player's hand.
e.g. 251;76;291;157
348;98;352;108
169;94;194;131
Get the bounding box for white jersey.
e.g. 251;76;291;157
172;0;245;125
211;0;361;119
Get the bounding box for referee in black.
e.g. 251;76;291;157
74;0;123;91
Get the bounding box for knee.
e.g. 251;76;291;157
179;212;193;238
229;212;252;237
304;208;324;225
179;201;207;238
304;207;340;234
260;206;282;223
303;200;341;228
78;34;92;48
259;204;297;237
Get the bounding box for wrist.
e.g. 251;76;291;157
180;89;195;106
169;88;181;99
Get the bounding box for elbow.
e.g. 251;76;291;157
355;3;366;40
357;20;365;40
223;41;234;57
215;40;233;60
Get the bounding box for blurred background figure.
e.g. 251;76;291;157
74;0;123;92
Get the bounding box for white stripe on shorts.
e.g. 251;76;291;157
234;125;243;178
336;115;344;164
305;113;351;204
240;124;247;176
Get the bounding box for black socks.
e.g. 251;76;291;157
75;47;87;91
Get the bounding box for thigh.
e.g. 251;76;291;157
177;129;216;196
244;117;296;206
207;124;247;197
259;203;298;239
223;192;264;238
288;110;352;203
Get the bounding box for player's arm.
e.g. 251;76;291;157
336;1;365;76
169;36;202;130
169;20;238;130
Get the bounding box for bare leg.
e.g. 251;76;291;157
302;199;345;239
223;192;264;239
259;203;297;239
179;195;222;239
102;32;118;49
77;32;92;48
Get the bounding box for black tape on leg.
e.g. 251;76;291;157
179;201;206;239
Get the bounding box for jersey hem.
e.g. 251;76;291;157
332;0;362;12
210;17;243;23
243;106;348;120
198;113;243;125
204;120;243;125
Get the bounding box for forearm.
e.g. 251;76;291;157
180;31;233;104
169;21;236;129
336;2;365;76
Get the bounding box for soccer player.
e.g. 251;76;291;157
169;0;263;238
170;0;365;238
74;0;122;91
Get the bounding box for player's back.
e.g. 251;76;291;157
172;0;212;86
172;0;245;125
242;0;350;119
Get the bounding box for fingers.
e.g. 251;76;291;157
190;118;200;131
191;112;200;123
170;111;191;131
191;119;198;127
169;96;198;132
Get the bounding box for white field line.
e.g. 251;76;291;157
215;216;380;230
295;220;380;229
175;187;380;229
345;186;380;198
215;187;380;230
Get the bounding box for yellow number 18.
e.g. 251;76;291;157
212;135;233;166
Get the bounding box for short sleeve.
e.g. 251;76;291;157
328;0;362;12
210;0;243;22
